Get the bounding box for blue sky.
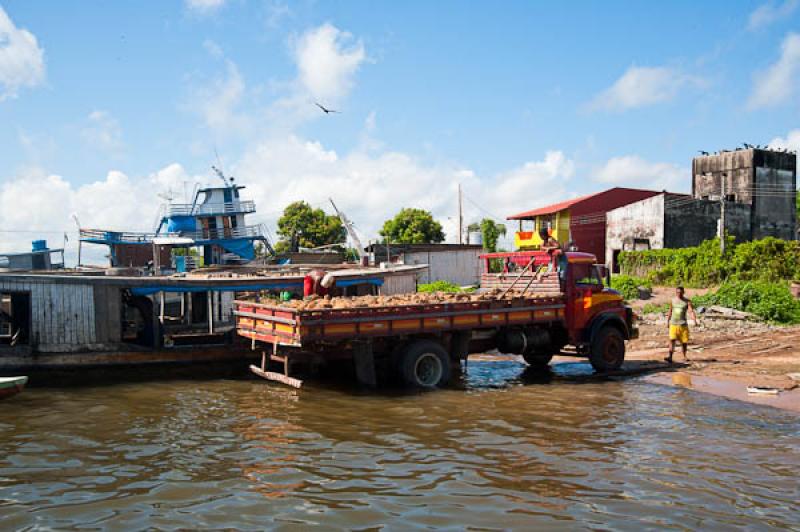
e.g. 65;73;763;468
0;0;799;259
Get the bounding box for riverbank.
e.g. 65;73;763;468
623;292;800;413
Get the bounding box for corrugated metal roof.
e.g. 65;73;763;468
507;193;597;220
507;187;661;220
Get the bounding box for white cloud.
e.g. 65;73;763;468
187;23;367;135
590;66;702;111
748;0;798;31
592;155;685;191
0;6;45;100
185;0;226;14
769;129;800;152
748;33;800;109
265;1;291;28
293;23;366;104
81;110;124;154
189;57;248;132
233;133;575;244
0;164;203;262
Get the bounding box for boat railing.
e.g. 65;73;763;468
80;224;266;244
166;200;256;217
79;228;160;243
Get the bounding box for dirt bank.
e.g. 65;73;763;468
625;298;800;412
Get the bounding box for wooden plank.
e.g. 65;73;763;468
249;364;303;388
68;284;77;345
93;285;107;344
83;284;93;344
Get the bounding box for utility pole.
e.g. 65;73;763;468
719;174;726;254
458;183;463;245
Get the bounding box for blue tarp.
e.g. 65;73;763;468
131;282;301;296
129;276;382;296
335;278;384;287
218;238;255;260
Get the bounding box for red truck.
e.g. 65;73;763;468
234;251;637;389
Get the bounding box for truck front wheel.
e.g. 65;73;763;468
399;340;451;389
522;352;553;370
589;326;625;372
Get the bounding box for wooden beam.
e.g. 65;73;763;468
249;364;303;388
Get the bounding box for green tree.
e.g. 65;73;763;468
479;218;506;252
796;190;800;221
275;201;346;252
380;208;445;244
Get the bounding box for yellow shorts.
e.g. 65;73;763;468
669;325;690;344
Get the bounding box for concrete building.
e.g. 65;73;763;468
605;193;751;272
605;147;796;271
693;148;796;240
507;187;661;263
368;244;484;286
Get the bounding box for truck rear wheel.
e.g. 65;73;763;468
589;326;625;372
522;352;553;370
399;340;451;389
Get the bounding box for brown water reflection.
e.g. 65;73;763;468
0;359;798;529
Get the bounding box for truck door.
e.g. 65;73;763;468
569;262;605;330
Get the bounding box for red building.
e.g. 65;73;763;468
507;187;661;263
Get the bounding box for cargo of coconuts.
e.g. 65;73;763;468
256;289;558;311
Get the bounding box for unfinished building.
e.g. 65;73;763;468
693;148;796;240
605;148;796;271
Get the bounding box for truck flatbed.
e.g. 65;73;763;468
235;294;565;346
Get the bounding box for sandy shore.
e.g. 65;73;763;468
623;288;800;413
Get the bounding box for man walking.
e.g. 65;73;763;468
666;286;698;364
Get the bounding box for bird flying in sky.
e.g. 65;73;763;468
315;102;340;114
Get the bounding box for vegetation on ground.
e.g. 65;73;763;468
418;281;475;293
619;237;800;288
692;281;800;324
641;302;670;315
274;201;346;253
380;208;445;244
609;275;651;301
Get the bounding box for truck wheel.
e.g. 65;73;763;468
522;352;553;370
399;340;451;389
589;326;625;372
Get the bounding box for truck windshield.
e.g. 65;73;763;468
573;263;603;287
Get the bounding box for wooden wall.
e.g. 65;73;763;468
380;273;417;295
0;278;99;352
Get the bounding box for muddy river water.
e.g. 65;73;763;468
1;360;798;529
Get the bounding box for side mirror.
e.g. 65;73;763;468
595;264;611;287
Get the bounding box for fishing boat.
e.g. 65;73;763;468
0;376;27;399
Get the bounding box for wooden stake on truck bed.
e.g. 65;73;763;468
500;257;536;298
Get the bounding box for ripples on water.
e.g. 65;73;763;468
0;360;798;530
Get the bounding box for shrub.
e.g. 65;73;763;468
642;302;670;315
619;237;800;288
610;275;652;300
693;280;800;324
418;281;475;293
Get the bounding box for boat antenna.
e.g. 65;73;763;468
212;146;234;188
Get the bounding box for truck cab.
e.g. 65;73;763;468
480;250;637;372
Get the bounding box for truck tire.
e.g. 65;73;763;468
522;352;553;370
399;340;451;389
589;326;625;372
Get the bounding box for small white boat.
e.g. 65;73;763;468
746;386;780;395
0;376;27;400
